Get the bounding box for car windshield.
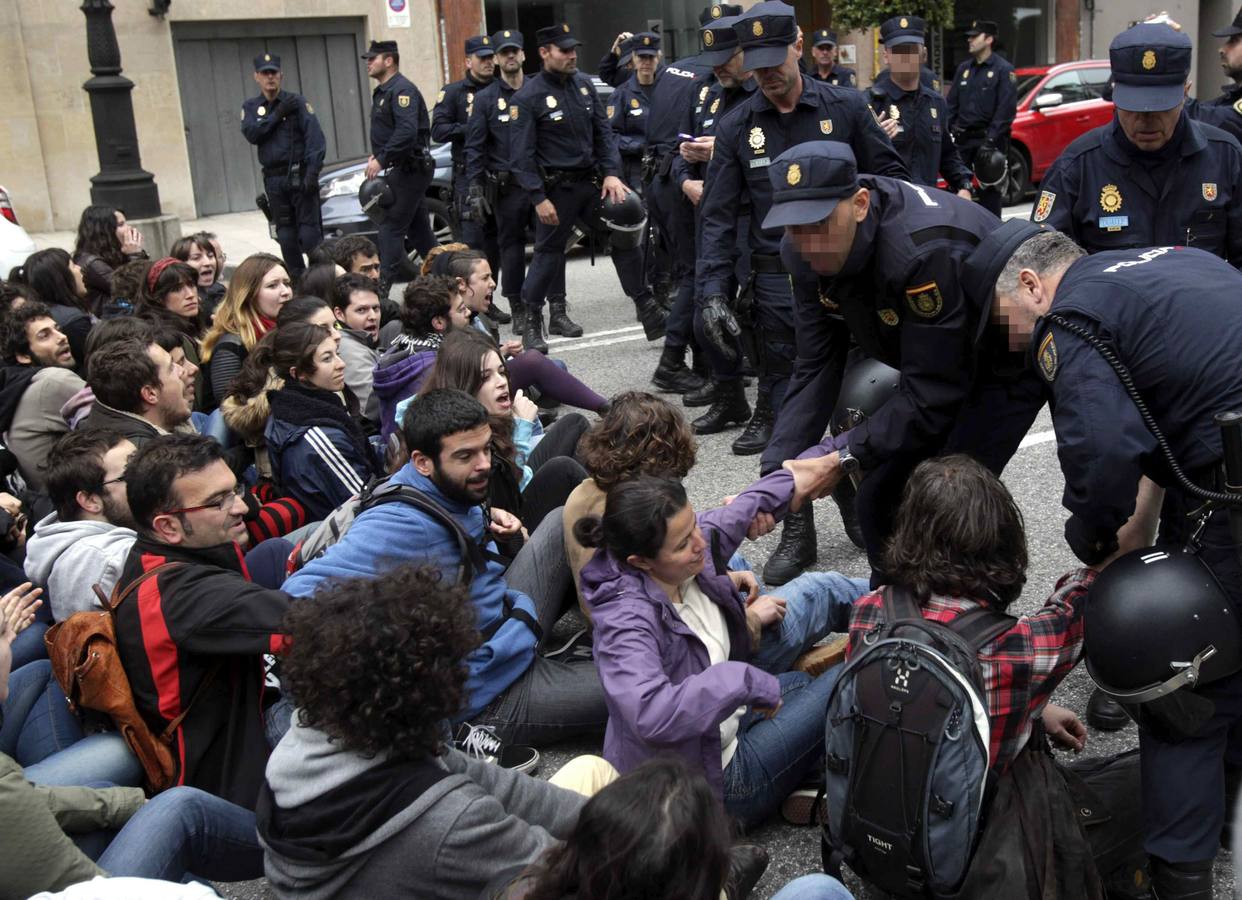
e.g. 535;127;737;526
1016;74;1043;104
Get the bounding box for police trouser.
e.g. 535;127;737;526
377;163;434;285
692;210;752;381
648;170;697;351
746;255;799;412
263;174;322;278
456;174;500;282
521;178;647;312
493;180;565;306
957;135;1009;217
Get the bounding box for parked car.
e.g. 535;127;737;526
0;187;38;276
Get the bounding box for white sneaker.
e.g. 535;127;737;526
454;722;540;775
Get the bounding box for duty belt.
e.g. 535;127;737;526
261;164;291;178
750;253;786;275
544;167;595;188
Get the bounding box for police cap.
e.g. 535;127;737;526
880;16;926;48
361;40;399;60
700;15;741;65
254;52;281;72
700;3;743;26
762;142;859;230
493;29;524;52
465;35;495;57
536;23;582;49
618;37;636;67
1213;7;1242;37
812;29;838;48
633;32;661;56
964;20;998;37
1109;23;1191;113
735;1;798;71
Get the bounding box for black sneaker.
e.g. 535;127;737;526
454;723;540;775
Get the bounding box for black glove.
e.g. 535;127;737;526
466;183;491;222
1064;514;1118;567
274;96;298;120
979;137;996;154
701;294;742;366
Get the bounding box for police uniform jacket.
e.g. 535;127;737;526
607;73;654;160
773;176;999;469
510;69;620;205
868;78;971;190
874;66;942;93
1034;114;1242;266
643;61;708;157
947;53;1017;141
1031;246;1242;559
1185;84;1242;144
241;91;327;178
370;72;431;168
810;64;856;87
464;78;521;186
696;75;909;298
671;78;757;186
431;72;493;168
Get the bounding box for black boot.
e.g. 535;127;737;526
509;299;526;337
487;300;512;325
731;394;774;455
763;504;817;586
634;294;667;341
1086;687;1131;731
523;307;548;354
690;345;710;378
831;478;866;549
548;296;583;337
692;380;750;434
724;842;769;900
1151;857;1212;900
684;377;719;407
652;345;707;394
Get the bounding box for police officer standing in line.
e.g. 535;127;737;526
510;24;667;353
695;0;907;462
873;45;942;94
241;52;326;279
607;33;662;193
598;32;636;89
364;40;435;289
808;30;855;87
867;17;972;195
1208;8;1242;110
947;20;1017;216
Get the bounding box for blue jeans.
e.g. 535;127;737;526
11;619;49;669
94;786;264;882
771;874;855;900
723;668;839;828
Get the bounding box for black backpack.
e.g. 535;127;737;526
822;585;1015;898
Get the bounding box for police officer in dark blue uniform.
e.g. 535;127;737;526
695;0;908;460
947;20;1017;215
607;33;661;191
241;52;326;278
510;23;667;353
363;40;434;288
1181;8;1242;142
762;142;1041;581
987;228;1242;900
597;32;636;89
808;30;856;87
867;17;972;194
873;61;942;94
1037;23;1242;268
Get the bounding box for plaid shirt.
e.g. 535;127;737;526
845;569;1095;773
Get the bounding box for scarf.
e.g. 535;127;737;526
253;313;278;341
267;381;383;479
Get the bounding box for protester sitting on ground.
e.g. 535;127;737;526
264;321;384;521
108;258;150;318
575;466;856;828
260;564;616;900
284;389;608;747
331;273;385;427
0;302;85;492
294;263;342;306
0;608;264;897
82;338;192;446
114;434;293;808
72;205;147;318
7;249;94;371
200;253;292;404
25;429;138;619
135;258;205;407
170;233;225;317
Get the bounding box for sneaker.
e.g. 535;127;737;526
454;723;540;775
780;783;826;826
791;634;849;678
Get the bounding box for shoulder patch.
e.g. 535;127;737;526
398;94;411;108
436;89;446;103
1009;71;1016;83
1038;332;1058;382
1234;97;1242;115
306;102;314;114
905;281;943;318
607;104;615;118
240;107;246;121
1033;190;1056;222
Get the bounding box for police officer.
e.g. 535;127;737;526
763;143;1042;582
432;35;505;320
241;52;326;278
510;23;667;353
598;32;636;89
947;20;1017;216
867;17;972;194
695;0;907;461
873;48;942;94
608;33;661;192
986;227;1242;900
363;40;434;288
1034;23;1242;268
808;30;855;87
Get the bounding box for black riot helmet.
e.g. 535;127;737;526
1085;547;1242;704
830;357;900;436
973;145;1008;190
588;189;647;251
358;176;395;227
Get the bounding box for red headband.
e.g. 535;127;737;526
146;257;179;293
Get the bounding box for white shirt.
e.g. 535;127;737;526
675;578;745;769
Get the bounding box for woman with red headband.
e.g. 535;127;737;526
136;257;207;408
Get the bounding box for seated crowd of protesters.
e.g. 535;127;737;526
0;216;1130;900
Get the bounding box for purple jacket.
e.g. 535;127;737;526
580;469;796;797
372;346;437;443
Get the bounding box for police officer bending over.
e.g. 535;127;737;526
241;53;326;278
363;40;435;288
947;20;1017;215
1036;23;1242;267
808;30;855;87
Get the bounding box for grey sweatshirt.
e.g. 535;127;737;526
24;514;137;620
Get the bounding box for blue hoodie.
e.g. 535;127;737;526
283;463;539;719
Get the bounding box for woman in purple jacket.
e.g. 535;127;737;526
575;470;857;828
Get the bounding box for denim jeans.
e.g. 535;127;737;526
723;668;839;828
771;874;856;900
11;619;49;670
94;786;264;882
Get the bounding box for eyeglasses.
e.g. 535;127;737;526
162;484;245;517
102;476;126;487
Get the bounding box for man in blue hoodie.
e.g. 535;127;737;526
283;388;606;746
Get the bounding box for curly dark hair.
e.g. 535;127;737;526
883;455;1028;608
73;205;125;268
280;565;480;759
578;391;697;490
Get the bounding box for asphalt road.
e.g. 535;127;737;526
219;241;1235;898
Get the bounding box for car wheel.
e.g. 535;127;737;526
423;196;460;245
1003;147;1030;207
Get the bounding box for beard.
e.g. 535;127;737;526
101;494;138;530
432;464;490;506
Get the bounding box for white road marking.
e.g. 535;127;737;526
1018;429;1055;450
553;332;653;352
546;324;644;345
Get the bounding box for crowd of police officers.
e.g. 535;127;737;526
238;5;1242;896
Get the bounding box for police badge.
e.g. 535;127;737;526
1099;184;1122;213
905;281;943;318
398;95;410;108
1033;191;1055;222
748;127;766;153
1204;183;1219;201
820;119;833;135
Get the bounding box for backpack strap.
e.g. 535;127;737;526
947;605;1018;653
883;584;924;622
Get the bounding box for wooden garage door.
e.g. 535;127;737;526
172;18;369;216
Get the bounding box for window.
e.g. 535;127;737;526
1038;70;1090;105
1078;66;1113;100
